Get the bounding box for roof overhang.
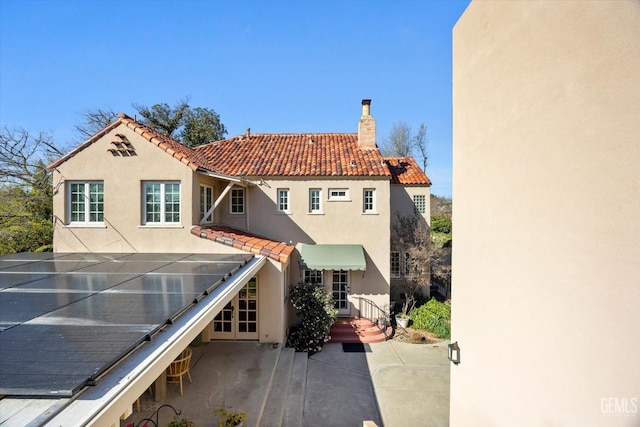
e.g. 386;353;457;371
299;244;367;271
196;168;254;187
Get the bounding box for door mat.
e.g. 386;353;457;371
342;343;370;353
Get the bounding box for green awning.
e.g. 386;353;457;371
300;244;366;271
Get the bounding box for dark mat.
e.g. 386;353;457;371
342;343;370;353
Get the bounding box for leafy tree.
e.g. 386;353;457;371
133;97;227;146
180;107;227;147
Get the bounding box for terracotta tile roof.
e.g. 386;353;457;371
194;133;391;178
191;225;294;264
48;113;213;172
385;157;432;185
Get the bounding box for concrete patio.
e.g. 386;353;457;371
121;340;450;427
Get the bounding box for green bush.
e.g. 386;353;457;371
410;299;451;339
431;214;452;234
287;283;337;354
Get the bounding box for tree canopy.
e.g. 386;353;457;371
380;122;428;171
133;98;227;147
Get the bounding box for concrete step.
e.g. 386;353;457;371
283;352;308;427
259;347;295;426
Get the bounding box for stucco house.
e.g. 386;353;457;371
48;99;430;344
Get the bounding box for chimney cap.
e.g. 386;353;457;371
362;99;371;105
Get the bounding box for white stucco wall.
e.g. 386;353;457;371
452;1;640;426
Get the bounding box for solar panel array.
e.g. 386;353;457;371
0;252;252;397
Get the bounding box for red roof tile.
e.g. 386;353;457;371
194;133;391;178
191;225;294;264
385;157;432;185
48;113;215;172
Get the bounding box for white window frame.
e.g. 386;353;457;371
143;181;181;225
363;188;376;213
309;188;322;213
328;188;350;201
68;181;104;225
277;188;290;213
303;269;323;285
200;184;214;223
390;252;401;278
230;188;245;214
413;194;426;214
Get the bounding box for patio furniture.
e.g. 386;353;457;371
166;347;193;395
135;386;154;412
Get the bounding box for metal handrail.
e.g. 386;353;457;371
355;296;391;339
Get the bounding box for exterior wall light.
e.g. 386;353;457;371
448;341;460;365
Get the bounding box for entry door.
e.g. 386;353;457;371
212;278;258;340
332;270;350;316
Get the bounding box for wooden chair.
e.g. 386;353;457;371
166;347;193;395
135;385;154;412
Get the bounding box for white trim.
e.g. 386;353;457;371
328;188;350;201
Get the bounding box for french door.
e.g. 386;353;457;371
332;270;350;316
211;278;258;340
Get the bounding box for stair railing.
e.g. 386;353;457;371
355;297;390;339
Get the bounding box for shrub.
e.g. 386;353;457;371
287;282;337;354
430;214;452;234
410;298;451;339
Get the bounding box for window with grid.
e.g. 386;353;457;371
200;185;214;223
230;188;245;214
143;182;180;224
328;188;349;201
69;182;104;224
390;252;401;278
413;194;426;214
309;188;321;213
278;189;290;213
304;269;323;285
363;188;376;213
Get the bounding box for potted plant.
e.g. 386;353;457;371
167;415;196;427
395;291;416;329
213;407;247;427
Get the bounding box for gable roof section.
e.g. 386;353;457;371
191;225;294;264
385;156;432;185
48;114;212;172
194;133;391;177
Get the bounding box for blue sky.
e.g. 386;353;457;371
0;0;470;197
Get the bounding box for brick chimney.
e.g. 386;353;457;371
358;99;376;149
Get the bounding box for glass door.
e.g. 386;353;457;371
332;270;350;316
212;278;259;340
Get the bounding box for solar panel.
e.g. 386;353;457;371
0;253;253;397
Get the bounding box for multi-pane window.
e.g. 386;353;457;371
390;252;401;278
304;269;323;285
309;189;321;213
144;182;180;224
230;188;245;214
278;189;290;213
69;182;104;224
200;185;214;223
363;188;376;213
328;188;349;201
413;194;426;214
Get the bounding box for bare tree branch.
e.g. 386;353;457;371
0;127;61;191
74;108;118;141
